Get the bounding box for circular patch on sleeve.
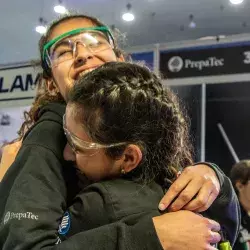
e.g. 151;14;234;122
58;211;71;235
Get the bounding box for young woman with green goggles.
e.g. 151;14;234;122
0;13;239;249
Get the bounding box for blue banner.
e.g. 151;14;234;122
130;52;154;71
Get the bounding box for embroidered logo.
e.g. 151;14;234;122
3;211;39;225
3;212;10;225
58;211;70;235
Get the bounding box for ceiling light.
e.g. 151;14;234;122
189;21;196;28
122;3;135;22
54;0;67;14
35;18;47;34
122;13;134;22
188;14;196;28
230;0;244;4
36;25;47;34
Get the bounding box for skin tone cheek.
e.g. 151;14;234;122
51;60;74;99
75;152;118;182
244;184;250;203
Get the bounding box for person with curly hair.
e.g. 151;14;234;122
0;13;239;249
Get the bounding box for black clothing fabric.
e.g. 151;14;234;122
199;162;241;247
59;179;163;241
62;163;240;247
0;103;162;250
0;103;240;249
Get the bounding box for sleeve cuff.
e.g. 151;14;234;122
193;162;225;188
129;215;164;250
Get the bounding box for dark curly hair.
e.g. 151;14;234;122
68;62;193;188
18;12;125;139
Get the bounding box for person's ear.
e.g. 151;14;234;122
119;144;142;174
117;54;125;62
63;143;76;162
235;180;244;192
46;79;59;95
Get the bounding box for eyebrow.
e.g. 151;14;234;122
51;40;72;53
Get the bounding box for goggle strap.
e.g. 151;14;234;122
44;50;52;68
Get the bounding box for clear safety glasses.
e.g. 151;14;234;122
63;114;127;156
43;26;115;68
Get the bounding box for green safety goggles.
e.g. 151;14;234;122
43;26;115;68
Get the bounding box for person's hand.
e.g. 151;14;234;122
158;164;220;212
153;210;221;250
0;140;22;181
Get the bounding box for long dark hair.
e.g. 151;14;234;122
18;12;124;139
68;62;193;188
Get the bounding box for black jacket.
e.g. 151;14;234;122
63;164;241;248
0;103;162;250
59;179;164;244
0;103;240;249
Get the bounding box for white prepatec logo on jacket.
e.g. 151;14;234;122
3;211;39;224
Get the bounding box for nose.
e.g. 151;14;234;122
63;143;76;162
74;43;93;68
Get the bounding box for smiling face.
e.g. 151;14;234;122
46;18;124;100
